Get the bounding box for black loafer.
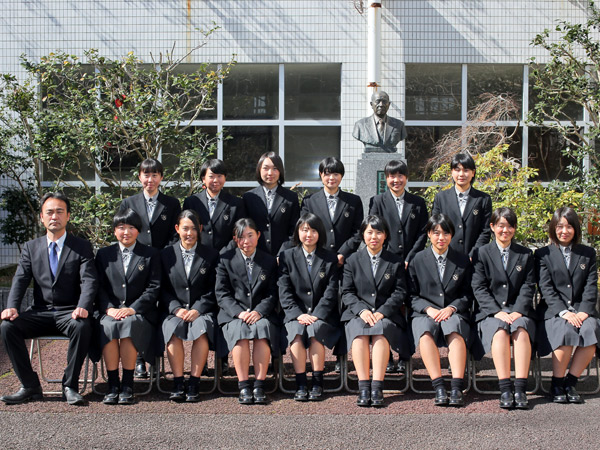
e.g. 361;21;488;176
63;386;84;405
294;387;308;402
565;385;584;404
356;389;370;407
434;386;448;406
186;384;200;403
238;388;253;404
0;386;43;405
102;386;120;405
370;389;384;407
386;360;397;374
253;387;267;404
499;391;514;409
134;362;148;379
448;388;464;407
118;386;134;405
169;384;186;402
514;392;528;409
551;386;567;403
397;360;407;374
308;385;323;401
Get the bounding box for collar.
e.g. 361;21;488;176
119;242;136;253
324;190;339;199
366;248;383;259
302;247;316;259
495;242;511;253
262;185;277;196
180;242;198;253
47;232;67;251
143;191;159;202
206;190;220;202
373;114;387;125
391;191;405;201
455;186;471;197
240;249;256;262
559;244;572;254
431;247;448;261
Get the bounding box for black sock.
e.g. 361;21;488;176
253;379;265;390
565;373;578;388
431;376;445;390
188;376;200;387
514;377;527;394
371;380;384;391
295;372;307;389
312;370;324;387
121;369;134;388
107;369;120;388
450;377;463;391
551;376;565;390
498;378;512;394
238;379;252;390
358;380;371;391
174;376;185;390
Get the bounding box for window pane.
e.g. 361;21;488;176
162;126;218;177
528;128;576;181
223;65;278;119
284;126;340;181
468;65;523;119
223;126;279;180
285;64;341;119
404;126;459;181
171;64;217;120
529;65;583;121
405;64;461;120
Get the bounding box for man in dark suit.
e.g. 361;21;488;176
352;91;407;153
1;192;98;405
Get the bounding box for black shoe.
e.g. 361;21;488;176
397;360;407;374
370;389;384;407
448;388;464;407
253;387;267;404
565;385;583;404
551;386;567;404
356;389;370;407
118;386;134;405
186;384;200;403
308;385;323;401
134;362;148;379
169;384;186;402
514;392;528;409
221;358;230;374
63;386;84;405
499;391;514;409
102;386;120;405
201;364;209;377
238;388;253;404
386;360;397;374
0;386;43;405
434;386;448;406
294;387;308;402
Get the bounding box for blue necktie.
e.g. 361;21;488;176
49;242;58;279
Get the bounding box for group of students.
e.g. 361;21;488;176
1;152;597;411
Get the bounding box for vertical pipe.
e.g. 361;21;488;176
367;1;382;110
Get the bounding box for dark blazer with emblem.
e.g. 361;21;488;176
535;243;598;320
7;234;98;313
160;242;219;316
431;187;492;259
278;246;340;325
183;190;246;252
242;185;300;256
95;243;161;323
472;242;536;322
300;188;363;258
408;247;472;320
341;248;408;327
119;191;181;249
368;190;428;264
215;248;279;325
352;114;407;153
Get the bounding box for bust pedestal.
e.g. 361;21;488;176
355;153;406;216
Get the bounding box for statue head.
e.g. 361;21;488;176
370;91;390;118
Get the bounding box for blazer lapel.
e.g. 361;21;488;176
383;191;402;229
293;247;312;284
332;191;348;224
310;250;325;284
400;198;413;227
426;250;445;288
367;114;379;142
211;196;227;223
374;256;390;287
360;249;377;284
126;248;142;280
462;192;476;219
151;194;167;225
173;245;190;286
441;253;456;289
133;194;152;229
112;245;126;279
315;190;334;227
270;188;285;218
568;248;581;277
53;235;73;285
505;245;519;277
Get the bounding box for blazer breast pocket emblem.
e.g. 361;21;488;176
260;274;266;281
410;213;416;219
516;265;522;272
200;267;206;274
137;264;145;271
223;215;229;221
452;274;459;281
161;214;167;221
280;207;286;213
580;263;586;270
319;271;325;278
384;273;391;280
473;209;479;215
344;212;350;218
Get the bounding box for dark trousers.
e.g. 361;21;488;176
0;309;92;389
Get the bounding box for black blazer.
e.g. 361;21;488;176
341;248;407;327
119;191;181;249
215;248;279;325
472;242;536;322
160;242;219;316
535;244;598;319
408;247;472;319
431;187;492;258
183;190;246;252
95;243;161;322
242;185;300;256
368;190;428;264
7;234;98;312
300;188;363;258
278;246;340;325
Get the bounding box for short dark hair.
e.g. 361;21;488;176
256;152;285;186
426;213;455;236
384;160;408;177
177;209;202;232
318;157;345;177
359;214;390;239
200;159;227;179
40;192;71;214
112;208;142;232
293;213;327;249
490;207;517;228
232;217;259;239
548;206;581;246
139;158;164;176
450;153;476;181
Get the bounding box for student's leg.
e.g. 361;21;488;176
308;338;326;372
232;339;251;381
166;336;185;378
190;334;209;378
102;339;120;371
419;332;442;379
290;335;308;374
119;337;137;371
491;329;511;379
447;332;467;379
552;345;573;378
252;338;271;380
568;344;597;378
351;336;372;381
371;335;390;382
512;328;531;379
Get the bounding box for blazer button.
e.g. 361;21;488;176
330;229;334;232
502;302;507;305
502;284;507;288
307;291;311;296
266;240;271;243
185;287;189;291
371;293;375;297
568;301;572;305
458;239;463;244
308;307;312;313
567;284;571;288
185;304;189;309
371;308;376;312
439;293;443;296
246;308;251;312
122;284;126;288
330;244;334;248
399;245;403;249
458;225;463;229
398;230;403;234
208;231;213;235
246;293;250;297
147;230;151;233
266;223;270;228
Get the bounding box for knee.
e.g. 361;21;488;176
0;318;18;340
69;318;92;339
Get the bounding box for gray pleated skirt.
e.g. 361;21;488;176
162;313;215;345
99;314;154;360
411;315;470;348
478;316;536;355
538;316;600;356
222;317;279;354
284;319;341;350
344;317;411;360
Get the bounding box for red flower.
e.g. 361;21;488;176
115;98;123;108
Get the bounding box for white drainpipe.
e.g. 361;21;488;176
367;0;382;109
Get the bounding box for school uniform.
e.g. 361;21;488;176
94;242;161;361
368;190;428;264
278;246;341;349
341;248;410;360
243;185;300;256
119;191;181;249
431;186;492;259
472;242;536;354
160;242;220;348
535;244;600;356
183;190;246;252
215;248;280;354
409;247;473;348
